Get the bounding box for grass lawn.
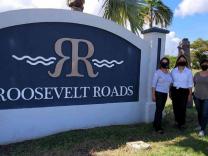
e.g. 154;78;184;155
1;69;207;156
1;101;208;156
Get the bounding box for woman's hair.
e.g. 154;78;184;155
159;57;170;69
200;58;208;66
174;54;189;68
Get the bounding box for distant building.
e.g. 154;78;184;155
178;38;191;67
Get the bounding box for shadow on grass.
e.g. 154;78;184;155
1;104;208;156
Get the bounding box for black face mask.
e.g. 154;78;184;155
201;65;208;71
177;61;186;66
161;62;169;68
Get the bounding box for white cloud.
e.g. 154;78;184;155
0;0;67;12
165;31;181;56
175;0;208;17
0;0;31;12
0;0;101;14
84;0;103;15
31;0;67;9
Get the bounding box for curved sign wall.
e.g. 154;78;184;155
0;22;141;109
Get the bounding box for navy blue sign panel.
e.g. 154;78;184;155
0;22;141;109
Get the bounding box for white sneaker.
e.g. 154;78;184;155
199;130;205;137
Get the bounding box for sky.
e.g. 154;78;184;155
0;0;207;56
163;0;208;55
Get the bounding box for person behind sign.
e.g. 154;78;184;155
170;55;193;130
193;58;208;136
152;57;172;134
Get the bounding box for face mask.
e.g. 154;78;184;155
177;61;186;66
161;62;169;68
201;65;208;71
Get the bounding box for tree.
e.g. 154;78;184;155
191;38;208;69
141;0;173;28
102;0;145;34
102;0;173;33
165;55;177;69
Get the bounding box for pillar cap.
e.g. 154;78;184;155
141;27;169;34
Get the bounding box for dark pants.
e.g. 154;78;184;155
171;87;189;126
153;91;168;130
193;96;208;131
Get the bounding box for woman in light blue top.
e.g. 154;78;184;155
152;57;172;134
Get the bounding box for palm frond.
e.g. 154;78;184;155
102;0;144;33
142;0;173;28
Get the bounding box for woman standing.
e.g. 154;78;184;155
171;55;193;130
193;58;208;136
152;57;172;133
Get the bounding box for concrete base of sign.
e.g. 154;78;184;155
0;9;168;145
0;102;147;145
144;102;156;123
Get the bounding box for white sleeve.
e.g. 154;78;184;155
188;70;193;88
152;71;159;88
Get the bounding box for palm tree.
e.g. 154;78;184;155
102;0;145;34
102;0;173;33
141;0;173;28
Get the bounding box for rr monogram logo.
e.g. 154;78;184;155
48;38;98;78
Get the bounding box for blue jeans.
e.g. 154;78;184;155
193;95;208;131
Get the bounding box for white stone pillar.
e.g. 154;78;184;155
141;27;169;122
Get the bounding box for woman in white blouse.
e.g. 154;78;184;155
152;57;172;134
171;55;193;130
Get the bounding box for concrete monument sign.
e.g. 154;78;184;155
0;9;169;144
